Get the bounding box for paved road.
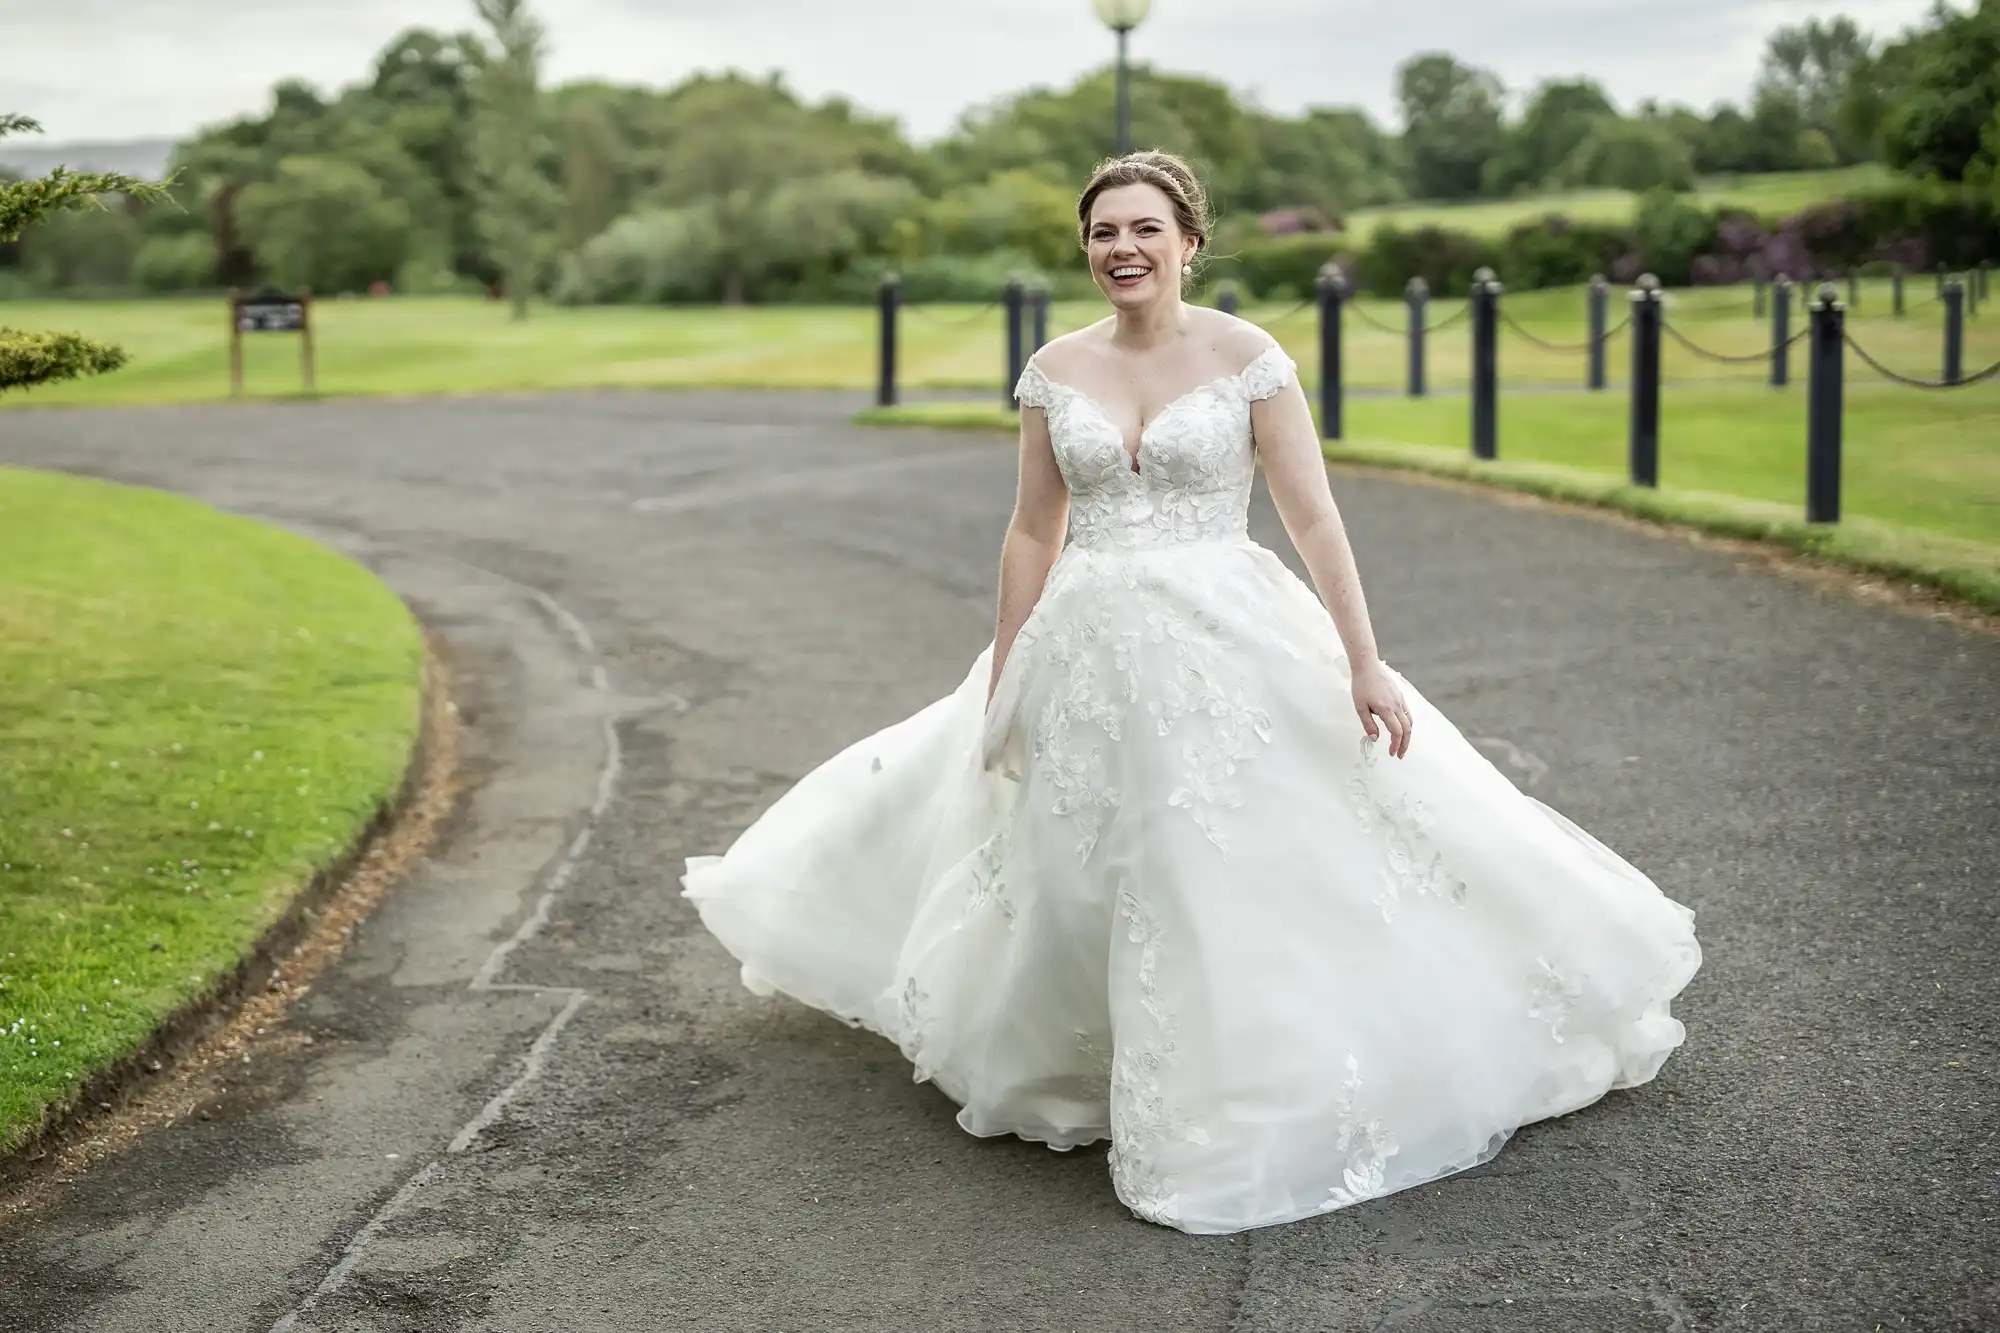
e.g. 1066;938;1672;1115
1;389;1995;1332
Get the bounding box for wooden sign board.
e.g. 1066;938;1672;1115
235;296;307;333
228;289;315;397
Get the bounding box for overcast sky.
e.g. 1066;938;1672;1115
0;0;1947;146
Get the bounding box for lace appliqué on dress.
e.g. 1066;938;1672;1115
1318;1052;1400;1212
1350;734;1468;922
1107;887;1209;1227
1528;957;1586;1043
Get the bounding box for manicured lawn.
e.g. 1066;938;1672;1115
0;467;423;1153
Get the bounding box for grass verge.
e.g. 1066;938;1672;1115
0;467;425;1154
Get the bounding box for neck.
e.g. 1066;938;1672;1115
1110;293;1189;350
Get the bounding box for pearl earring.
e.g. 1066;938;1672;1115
1181;262;1192;276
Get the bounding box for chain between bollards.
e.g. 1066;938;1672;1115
1806;283;1844;524
1628;275;1663;488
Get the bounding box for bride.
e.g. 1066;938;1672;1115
682;150;1701;1235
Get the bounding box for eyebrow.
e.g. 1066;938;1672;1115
1092;216;1167;229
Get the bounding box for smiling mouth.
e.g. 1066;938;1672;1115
1109;265;1151;285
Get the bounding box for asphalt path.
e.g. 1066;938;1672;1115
1;388;1995;1332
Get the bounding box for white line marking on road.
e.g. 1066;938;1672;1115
269;1159;446;1333
445;988;589;1155
270;577;618;1331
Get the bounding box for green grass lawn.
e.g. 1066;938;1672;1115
1340;166;1895;245
3;275;1992;409
0;468;423;1153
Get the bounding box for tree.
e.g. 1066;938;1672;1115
235;155;413;293
0;114;174;393
1483;79;1617;196
1757;16;1875;158
1877;0;2000;182
1555;118;1696;192
1395;54;1506;200
469;0;559;317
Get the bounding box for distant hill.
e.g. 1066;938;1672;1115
0;137;179;180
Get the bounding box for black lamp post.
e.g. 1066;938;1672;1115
1093;0;1152;155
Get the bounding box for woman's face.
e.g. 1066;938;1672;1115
1085;182;1196;311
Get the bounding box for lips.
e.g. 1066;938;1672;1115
1109;265;1151;286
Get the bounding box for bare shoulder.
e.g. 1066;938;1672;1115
1192;307;1281;369
1028;322;1114;381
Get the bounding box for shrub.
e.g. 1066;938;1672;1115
1498;214;1635;289
1351;224;1500;298
1632;188;1717;286
1209;232;1345;301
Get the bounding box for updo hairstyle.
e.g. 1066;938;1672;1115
1075;150;1214;263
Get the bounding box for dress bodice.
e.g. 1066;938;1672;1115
1013;344;1297;552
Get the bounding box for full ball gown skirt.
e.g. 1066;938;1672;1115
682;345;1701;1234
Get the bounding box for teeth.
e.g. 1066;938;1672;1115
1112;267;1149;279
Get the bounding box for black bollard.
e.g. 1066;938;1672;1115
1936;265;1946;297
1771;275;1793;388
1754;277;1767;319
1944;276;1965;385
1629;274;1663;488
1806;283;1844;524
1470;267;1500;460
1587;273;1609;391
1981;260;1992;304
1406;277;1429;398
1030;282;1050;354
876;272;900;408
1004;277;1026;408
1970;266;1984;318
1847;270;1860;310
1893;264;1905;317
1217;280;1239;317
1316;264;1346;441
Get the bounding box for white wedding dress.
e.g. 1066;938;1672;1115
683;343;1701;1235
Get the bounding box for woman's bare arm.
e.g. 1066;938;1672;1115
1251;367;1415;757
988;401;1070;704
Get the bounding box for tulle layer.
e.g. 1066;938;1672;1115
683;537;1700;1234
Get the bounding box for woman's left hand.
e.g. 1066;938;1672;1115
1352;658;1414;759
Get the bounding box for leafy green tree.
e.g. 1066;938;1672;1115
1247;107;1403;215
1483;79;1617;196
1877;0;2000;182
1757;17;1874;159
1395;54;1506;200
469;0;559;317
0;114;174;392
235;155;413;292
1556;118;1695;192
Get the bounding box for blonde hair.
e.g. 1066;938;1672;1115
1076;150;1213;259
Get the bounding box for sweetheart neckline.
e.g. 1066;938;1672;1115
1027;344;1284;475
